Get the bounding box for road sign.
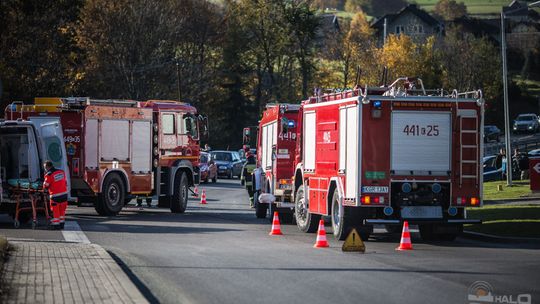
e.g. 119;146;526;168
534;163;540;174
529;157;540;192
342;228;365;253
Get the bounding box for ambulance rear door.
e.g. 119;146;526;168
28;117;72;200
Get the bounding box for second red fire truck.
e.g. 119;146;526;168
256;78;483;241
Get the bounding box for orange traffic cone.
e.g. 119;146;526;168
396;221;413;251
193;186;199;198
269;211;283;235
200;190;207;205
313;219;329;248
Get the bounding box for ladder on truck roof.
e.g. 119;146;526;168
458;109;479;188
60;97;140;109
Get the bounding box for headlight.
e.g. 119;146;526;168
513;126;517;130
529;125;534;129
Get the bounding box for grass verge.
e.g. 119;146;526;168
482;180;531;201
465;204;540;238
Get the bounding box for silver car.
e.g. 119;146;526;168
513;114;539;134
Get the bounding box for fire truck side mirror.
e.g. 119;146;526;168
198;115;209;139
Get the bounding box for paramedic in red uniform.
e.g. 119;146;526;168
43;160;68;229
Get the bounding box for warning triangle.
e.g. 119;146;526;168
342;228;365;253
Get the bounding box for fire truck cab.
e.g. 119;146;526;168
141;100;206;210
293;78;483;241
255;104;300;221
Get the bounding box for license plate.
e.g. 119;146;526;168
401;206;443;219
362;186;389;193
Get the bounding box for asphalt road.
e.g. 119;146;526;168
1;179;539;304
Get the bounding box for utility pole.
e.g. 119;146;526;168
501;11;512;186
176;60;182;102
500;1;540;186
383;18;387;45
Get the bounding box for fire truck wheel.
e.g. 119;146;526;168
171;172;188;213
295;185;320;233
255;195;268;218
97;174;125;216
331;189;353;240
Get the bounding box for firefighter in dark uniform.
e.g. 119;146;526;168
43;160;68;229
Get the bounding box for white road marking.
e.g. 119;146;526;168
62;221;91;244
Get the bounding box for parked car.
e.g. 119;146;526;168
211;150;243;179
483;155;503;182
200;152;217;183
512;114;540;134
483;125;501;143
528;149;540;157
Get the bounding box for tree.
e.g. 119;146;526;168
346;11;378;86
344;0;368;13
433;0;467;21
76;0;222;101
0;0;83;107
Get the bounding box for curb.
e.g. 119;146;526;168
462;230;540;244
0;235;7;256
484;198;540;205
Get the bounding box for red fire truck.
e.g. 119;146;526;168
6;97;206;216
255;104;301;222
292;78;483;241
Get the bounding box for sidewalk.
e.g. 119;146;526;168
1;240;148;304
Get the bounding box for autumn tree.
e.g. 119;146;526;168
438;29;501;106
76;0;222;102
344;0;368;13
433;0;467;21
0;0;83;107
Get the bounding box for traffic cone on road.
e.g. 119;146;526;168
200;190;207;205
313;219;329;248
396;221;413;251
193;186;199;198
269;211;283;235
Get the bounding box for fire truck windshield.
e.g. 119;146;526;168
184;116;199;140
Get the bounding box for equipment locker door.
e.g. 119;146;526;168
339;106;359;200
29;117;72;199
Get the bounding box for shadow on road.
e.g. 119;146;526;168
123;265;503;276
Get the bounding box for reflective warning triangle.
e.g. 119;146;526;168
342;228;365;253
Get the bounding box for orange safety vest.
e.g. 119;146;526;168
43;168;68;202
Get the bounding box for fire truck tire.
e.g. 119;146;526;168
331;189;353;240
295;185;320;233
255;195;268;218
171;172;188;213
97;174;125;216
